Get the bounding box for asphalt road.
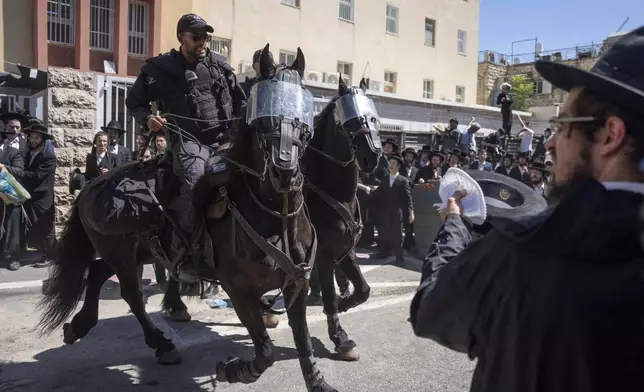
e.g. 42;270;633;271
0;254;475;392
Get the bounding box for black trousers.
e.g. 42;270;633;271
357;188;375;247
1;204;21;259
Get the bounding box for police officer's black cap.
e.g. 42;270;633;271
177;14;214;34
253;49;274;64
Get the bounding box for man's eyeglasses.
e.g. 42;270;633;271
549;116;605;133
183;33;211;43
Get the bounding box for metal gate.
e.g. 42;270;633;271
97;75;139;151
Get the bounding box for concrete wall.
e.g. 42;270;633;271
159;0;481;104
47;68;97;226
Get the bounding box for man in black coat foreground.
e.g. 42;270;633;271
22;124;56;268
410;26;644;392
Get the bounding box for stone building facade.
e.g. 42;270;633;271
477;47;601;107
47;68;97;227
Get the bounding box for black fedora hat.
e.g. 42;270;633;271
529;161;549;173
402;147;418;159
24;124;54;140
466;169;548;226
101;120;126;134
0;111;29;129
387;153;404;166
535;26;644;114
419;145;432;153
427;150;445;161
383;138;399;150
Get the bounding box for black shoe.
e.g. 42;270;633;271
306;293;323;306
395;257;405;266
33;259;53;268
8;260;20;271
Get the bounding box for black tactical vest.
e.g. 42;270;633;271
142;49;235;146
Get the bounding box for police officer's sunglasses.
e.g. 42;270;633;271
182;32;212;43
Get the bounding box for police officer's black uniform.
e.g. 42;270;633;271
125;14;246;281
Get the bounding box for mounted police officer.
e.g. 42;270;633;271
125;13;246;283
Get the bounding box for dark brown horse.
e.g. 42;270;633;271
300;76;381;360
38;44;338;391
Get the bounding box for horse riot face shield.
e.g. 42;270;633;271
247;80;315;173
333;92;382;153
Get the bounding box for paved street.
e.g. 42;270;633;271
0;254;474;392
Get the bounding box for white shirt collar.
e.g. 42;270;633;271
389;172;399;186
602;182;644;196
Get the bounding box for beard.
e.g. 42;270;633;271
547;146;593;203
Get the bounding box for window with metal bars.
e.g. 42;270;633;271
455;86;465;103
47;0;77;45
128;0;149;56
457;29;467;55
339;0;354;22
386;4;398;34
384;71;397;93
424;18;436;46
423;79;434;99
209;37;231;61
90;0;114;50
279;51;296;66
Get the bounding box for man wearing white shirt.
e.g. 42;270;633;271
517;122;534;158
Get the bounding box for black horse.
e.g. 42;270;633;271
301;76;381;360
38;44;337;391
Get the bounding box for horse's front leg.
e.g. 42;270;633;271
161;277;192;322
337;249;371;313
284;281;339;392
216;288;275;384
317;251;360;361
115;263;180;365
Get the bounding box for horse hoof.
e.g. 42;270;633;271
335;340;360;361
62;323;78;345
309;378;339;392
156;349;182;365
169;309;192;322
262;314;280;328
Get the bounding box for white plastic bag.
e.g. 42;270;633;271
436;167;487;225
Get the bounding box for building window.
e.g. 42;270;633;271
339;0;354;22
534;80;552;95
90;0;114;51
337;62;353;85
423;79;434;99
384;71;397;93
281;0;300;7
128;0;149;56
209;37;231;61
386;4;399;34
279;50;297;65
47;0;77;45
424;18;436;46
455;86;465;103
457;29;467;55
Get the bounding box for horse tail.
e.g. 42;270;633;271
38;201;94;334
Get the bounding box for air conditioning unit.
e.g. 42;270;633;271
304;70;323;83
324;72;341;85
367;79;383;92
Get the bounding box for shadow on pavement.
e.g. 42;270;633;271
0;312;310;392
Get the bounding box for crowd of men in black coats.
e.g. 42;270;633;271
357;128;553;263
0;111;57;271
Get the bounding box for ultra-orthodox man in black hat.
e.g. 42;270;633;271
410;26;644;392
